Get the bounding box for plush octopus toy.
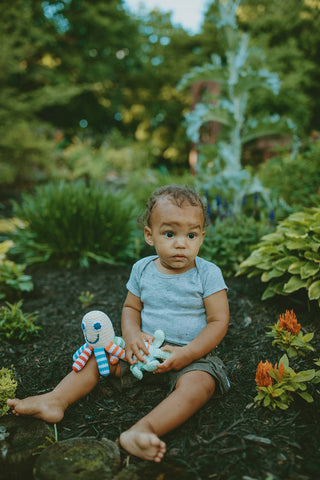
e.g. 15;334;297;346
73;310;171;379
72;310;126;377
130;329;171;380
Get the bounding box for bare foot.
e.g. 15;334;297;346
119;429;166;462
7;392;65;423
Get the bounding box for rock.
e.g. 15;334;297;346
113;460;195;480
0;415;52;480
33;436;120;480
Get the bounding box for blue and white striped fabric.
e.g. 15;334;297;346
73;343;89;361
93;347;110;376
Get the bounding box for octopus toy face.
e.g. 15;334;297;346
81;310;115;349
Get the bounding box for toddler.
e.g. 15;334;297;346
7;184;230;463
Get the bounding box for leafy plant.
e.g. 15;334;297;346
57;136;156;182
0;368;17;416
237;207;320;306
11;181;138;267
258;139;320;212
267;310;314;358
0;240;33;300
78;291;95;309
180;0;297;207
254;354;315;410
313;359;320;385
201;215;271;278
0;300;41;341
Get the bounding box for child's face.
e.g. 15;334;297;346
144;197;205;274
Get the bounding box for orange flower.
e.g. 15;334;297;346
255;360;274;387
277;361;285;381
277;309;301;335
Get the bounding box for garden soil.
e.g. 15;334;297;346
1;262;319;480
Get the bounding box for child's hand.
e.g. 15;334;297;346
154;345;193;373
124;331;154;365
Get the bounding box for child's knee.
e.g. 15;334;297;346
176;371;216;400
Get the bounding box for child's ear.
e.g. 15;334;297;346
144;226;154;246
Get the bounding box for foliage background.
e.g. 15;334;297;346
1;0;320;188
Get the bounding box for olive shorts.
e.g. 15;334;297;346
116;347;230;395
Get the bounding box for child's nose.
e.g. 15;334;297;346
174;236;186;248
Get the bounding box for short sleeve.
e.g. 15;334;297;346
126;262;141;298
125;256;157;298
196;257;228;298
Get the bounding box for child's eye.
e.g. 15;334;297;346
164;232;174;238
187;233;196;239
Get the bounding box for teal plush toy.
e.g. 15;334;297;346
130;329;171;380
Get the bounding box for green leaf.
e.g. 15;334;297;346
302;332;314;342
286;240;308;251
274;257;298;272
304;251;320;263
263;395;271;407
285;230;308;239
261;269;284;282
308;280;320;300
283;276;308;293
275;401;289;410
298;392;314;403
288;261;305;274
261;232;284;243
261;286;277;300
287;347;298;358
300;262;319;279
294;370;315;382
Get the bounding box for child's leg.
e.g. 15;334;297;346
119;370;215;462
7;356;120;423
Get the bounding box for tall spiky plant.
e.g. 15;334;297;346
180;0;298;210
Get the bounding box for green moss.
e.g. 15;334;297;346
0;368;17;416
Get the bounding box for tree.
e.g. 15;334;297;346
0;0;82;185
236;0;320;134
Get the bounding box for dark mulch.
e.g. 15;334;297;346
1;263;319;480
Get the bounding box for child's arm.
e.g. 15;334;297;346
121;291;154;364
156;289;229;372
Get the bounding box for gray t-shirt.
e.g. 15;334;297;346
126;255;227;345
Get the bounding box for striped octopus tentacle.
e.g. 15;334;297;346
94;347;110;376
72;345;93;372
105;341;126;365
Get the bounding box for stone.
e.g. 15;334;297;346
113;460;195;480
0;415;52;480
33;436;120;480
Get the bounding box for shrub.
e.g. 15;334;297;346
56;135;156;182
0;121;57;187
0;300;40;341
237;207;320;306
0;368;17;416
123;168;195;213
200;215;271;278
258;140;320;211
0;240;33;300
11;181;137;267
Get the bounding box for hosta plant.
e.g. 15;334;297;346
254;355;315;410
267;310;314;358
313;359;320;384
237;207;320;306
0;367;17;416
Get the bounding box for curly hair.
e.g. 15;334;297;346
140;185;208;227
